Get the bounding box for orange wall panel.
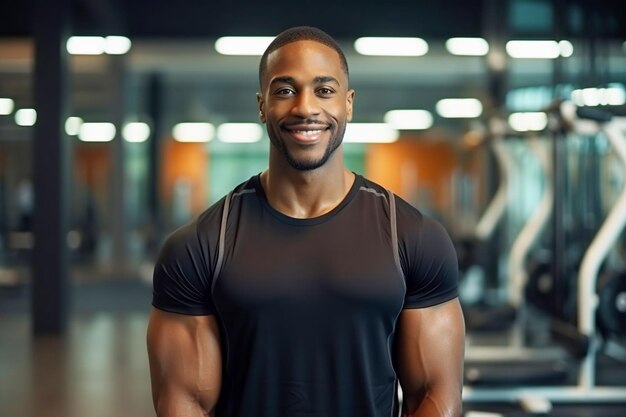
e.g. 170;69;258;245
161;139;208;215
366;136;458;215
74;144;112;187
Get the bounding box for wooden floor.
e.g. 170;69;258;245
0;312;154;417
1;279;626;417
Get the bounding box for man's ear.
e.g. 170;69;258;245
256;93;265;123
346;89;355;122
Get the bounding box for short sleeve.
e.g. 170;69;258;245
396;200;459;309
152;220;215;315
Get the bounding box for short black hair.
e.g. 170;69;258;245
258;26;349;90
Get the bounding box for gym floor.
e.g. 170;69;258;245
1;279;625;417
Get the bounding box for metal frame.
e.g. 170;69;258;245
464;385;626;403
463;107;626;404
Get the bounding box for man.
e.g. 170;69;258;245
147;26;465;417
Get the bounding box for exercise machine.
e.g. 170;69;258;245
459;118;518;332
465;120;567;370
464;102;626;406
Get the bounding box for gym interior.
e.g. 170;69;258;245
1;1;626;416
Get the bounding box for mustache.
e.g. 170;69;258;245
283;118;333;127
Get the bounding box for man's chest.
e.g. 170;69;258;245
214;211;406;317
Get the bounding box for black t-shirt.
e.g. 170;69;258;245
153;174;458;417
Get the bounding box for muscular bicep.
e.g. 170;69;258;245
147;307;222;417
396;298;465;417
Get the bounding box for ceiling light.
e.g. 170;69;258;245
122;122;150;142
606;87;626;105
354;37;428;56
343;123;399;143
65;117;83;136
217;123;263;143
15;108;37;126
0;98;15;115
572;88;600;106
215;37;275;55
66;36;106;55
78;122;116;142
172;123;215;142
104;36;132;55
445;37;489;56
559;40;574;57
571;87;626;107
508;112;548;132
66;36;131;55
436;98;483;118
384;110;433;130
505;40;573;59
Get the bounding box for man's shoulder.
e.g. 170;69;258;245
196;175;259;226
358;175;423;219
358;175;388;195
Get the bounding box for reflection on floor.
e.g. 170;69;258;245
0;312;153;417
463;403;626;417
0;279;625;417
0;278;154;417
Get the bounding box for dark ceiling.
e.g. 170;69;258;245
6;0;626;40
116;0;486;39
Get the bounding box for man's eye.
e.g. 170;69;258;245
276;88;294;95
318;88;333;95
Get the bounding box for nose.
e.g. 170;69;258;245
290;89;321;118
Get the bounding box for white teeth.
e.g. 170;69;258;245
294;130;322;135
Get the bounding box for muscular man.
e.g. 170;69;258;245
147;26;465;417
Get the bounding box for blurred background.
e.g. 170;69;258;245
1;0;626;416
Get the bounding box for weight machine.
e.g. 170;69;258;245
464;102;626;407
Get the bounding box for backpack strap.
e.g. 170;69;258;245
213;190;233;283
385;188;404;279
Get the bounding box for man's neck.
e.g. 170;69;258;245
261;152;355;219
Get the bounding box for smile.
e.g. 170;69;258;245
292;129;324;135
285;126;329;144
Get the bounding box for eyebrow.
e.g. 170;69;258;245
269;75;341;87
314;76;340;86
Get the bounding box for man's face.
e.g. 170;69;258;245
257;40;354;171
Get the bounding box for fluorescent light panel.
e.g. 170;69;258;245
508;112;548;132
79;122;116;142
559;40;574;57
571;87;626;107
354;37;428;56
215;37;275;55
173;123;215;142
436;98;483;118
105;36;132;55
217;123;263;143
123;122;150;142
15;108;37;126
344;123;398;143
66;36;132;55
0;98;15;115
65;117;83;135
384;110;433;130
67;36;106;55
445;37;489;56
506;40;573;58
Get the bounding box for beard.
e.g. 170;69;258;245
268;119;347;171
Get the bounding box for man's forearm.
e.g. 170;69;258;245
403;391;462;417
154;393;215;417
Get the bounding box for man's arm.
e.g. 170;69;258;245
396;298;465;417
147;307;222;417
